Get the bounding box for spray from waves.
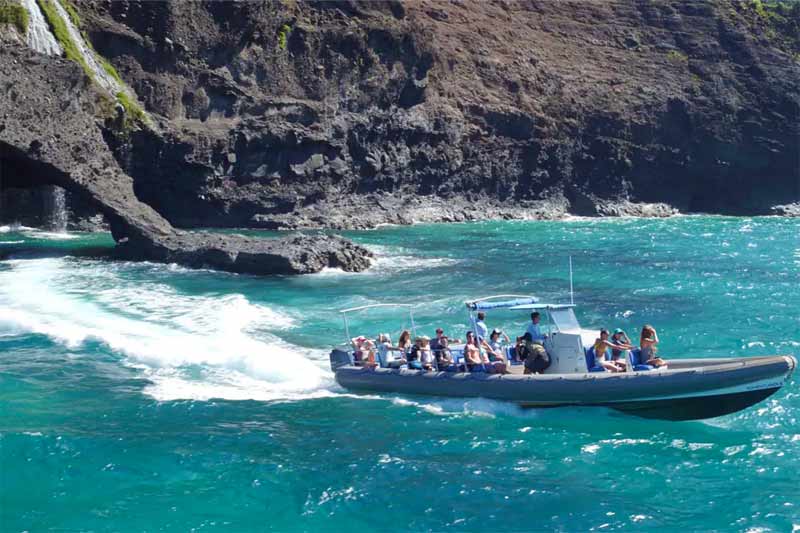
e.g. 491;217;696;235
301;244;461;277
0;258;333;402
0;224;78;240
0;223;32;233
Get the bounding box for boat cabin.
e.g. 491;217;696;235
464;294;598;374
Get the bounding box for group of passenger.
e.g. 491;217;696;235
591;324;666;372
350;311;553;374
350;313;665;374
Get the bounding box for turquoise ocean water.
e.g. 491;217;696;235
0;216;798;531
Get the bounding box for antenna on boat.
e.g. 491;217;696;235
569;255;574;305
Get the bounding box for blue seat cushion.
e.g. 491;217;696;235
629;349;655;371
585;347;603;371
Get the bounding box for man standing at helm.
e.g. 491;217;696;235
525;312;546;341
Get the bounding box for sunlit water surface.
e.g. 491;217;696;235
1;217;798;531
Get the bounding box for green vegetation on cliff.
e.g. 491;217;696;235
735;0;800;53
277;23;291;50
37;0;148;130
116;91;147;130
37;0;92;78
0;0;29;35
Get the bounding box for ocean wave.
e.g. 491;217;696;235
0;257;327;402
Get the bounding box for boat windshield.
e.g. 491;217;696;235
550;308;580;331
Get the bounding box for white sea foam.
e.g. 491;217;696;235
0;223;32;233
0;225;79;240
21;229;79;240
0;258;328;402
304;244;461;277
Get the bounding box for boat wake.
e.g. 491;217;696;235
0;258;335;402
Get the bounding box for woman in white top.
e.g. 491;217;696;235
418;336;435;371
377;333;406;368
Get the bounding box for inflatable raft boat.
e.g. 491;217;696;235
330;296;796;421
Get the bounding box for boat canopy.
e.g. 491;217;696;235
465;295;539;311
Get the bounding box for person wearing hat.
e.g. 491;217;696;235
486;329;510;358
484;329;510;373
610;328;633;368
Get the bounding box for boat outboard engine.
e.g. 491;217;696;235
329;349;354;371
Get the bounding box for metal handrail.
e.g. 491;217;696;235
339;303;417;345
339;303;414;314
464;294;537;305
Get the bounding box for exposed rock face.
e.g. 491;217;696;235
0;46;372;274
69;0;799;229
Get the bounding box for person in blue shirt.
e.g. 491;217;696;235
525;312;546;341
474;312;489;340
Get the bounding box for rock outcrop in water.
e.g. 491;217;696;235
0;45;372;274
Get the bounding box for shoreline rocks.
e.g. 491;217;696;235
114;232;373;275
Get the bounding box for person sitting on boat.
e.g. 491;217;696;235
433;336;455;369
482;331;510;374
397;330;413;355
430;328;461;357
485;329;510;370
351;335;367;365
407;337;424;369
475;312;489;341
360;339;378;369
611;328;633;368
593;329;632;372
418;336;436;371
465;331;506;374
464;331;487;372
376;333;406;369
640;325;667;368
525;312;547;341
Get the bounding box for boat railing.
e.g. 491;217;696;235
338;303;417;345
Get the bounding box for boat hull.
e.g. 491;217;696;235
332;353;796;421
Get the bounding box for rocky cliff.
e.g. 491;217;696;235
1;0;799;257
71;0;799;229
0;44;371;274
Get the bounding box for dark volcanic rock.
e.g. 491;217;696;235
0;45;371;275
67;0;799;229
115;232;373;275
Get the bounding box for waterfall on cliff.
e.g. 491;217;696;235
49;0;125;96
45;186;68;233
19;0;62;56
